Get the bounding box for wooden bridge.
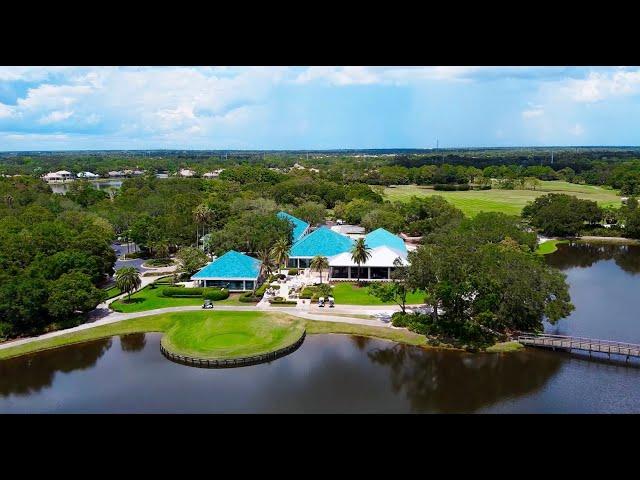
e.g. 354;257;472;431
517;333;640;361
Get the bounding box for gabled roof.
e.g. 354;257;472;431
329;246;409;267
289;226;354;258
364;228;407;255
328;245;409;267
277;211;309;242
191;250;261;280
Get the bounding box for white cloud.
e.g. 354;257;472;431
570;123;585;136
39;110;74;124
522;107;544;118
0;102;13;119
563;69;640;103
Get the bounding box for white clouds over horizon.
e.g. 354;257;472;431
0;66;638;150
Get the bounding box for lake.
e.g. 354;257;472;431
1;241;640;413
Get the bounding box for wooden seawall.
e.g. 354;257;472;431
517;334;640;361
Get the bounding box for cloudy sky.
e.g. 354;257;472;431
0;66;638;150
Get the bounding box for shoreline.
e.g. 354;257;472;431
576;236;640;245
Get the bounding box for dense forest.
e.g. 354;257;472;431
3;147;640;194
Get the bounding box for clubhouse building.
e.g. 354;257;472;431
191;212;410;290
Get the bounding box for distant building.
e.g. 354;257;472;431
179;168;195;177
77;171;99;178
108;170;124;177
43;170;74;182
202;169;224;178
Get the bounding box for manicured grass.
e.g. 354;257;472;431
329;282;425;306
111;285;202;312
383;181;621;217
485;341;524;353
310;312;375;320
103;285;122;299
535;239;568;255
161;311;304;359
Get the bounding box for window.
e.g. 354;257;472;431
350;267;368;279
370;267;389;280
331;266;349;278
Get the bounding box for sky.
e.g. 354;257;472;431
0;66;639;151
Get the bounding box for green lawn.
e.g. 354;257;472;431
161;311;305;359
535;239;569;255
329;282;425;306
383;181;621;217
110;285;247;312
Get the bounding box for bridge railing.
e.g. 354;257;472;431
517;333;640;355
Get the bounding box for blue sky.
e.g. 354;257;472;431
0;66;638;150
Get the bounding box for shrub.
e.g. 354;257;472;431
239;292;261;303
269;298;297;305
288;268;298;275
391;312;410;328
315;283;332;297
162;287;204;297
271;284;281;290
0;321;13;340
300;286;317;299
144;258;173;267
272;296;284;302
202;288;229;300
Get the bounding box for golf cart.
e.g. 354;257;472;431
202;299;214;309
328;296;335;308
318;297;325;307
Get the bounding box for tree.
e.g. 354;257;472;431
193;203;213;249
47;271;105;319
115;267;142;302
176;247;208;276
522;193;603;236
310;255;329;283
293;201;326;226
350;238;372;284
253;249;276;295
405;220;574;345
368;258;411;312
271;237;290;273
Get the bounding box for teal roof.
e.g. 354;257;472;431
365;228;407;255
277;211;309;242
290;226;354;258
192;250;261;280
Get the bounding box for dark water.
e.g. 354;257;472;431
1;242;640;413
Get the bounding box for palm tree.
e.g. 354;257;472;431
270;237;290;273
193;204;213;249
350;238;372;284
310;255;329;284
115;266;142;302
254;249;276;295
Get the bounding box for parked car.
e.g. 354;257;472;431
202;299;214;309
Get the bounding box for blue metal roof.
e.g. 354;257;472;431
289;226;354;258
364;228;407;255
192;250;261;280
277;211;309;242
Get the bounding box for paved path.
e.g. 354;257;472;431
0;303;403;352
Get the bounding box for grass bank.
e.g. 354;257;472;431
383;181;621;217
0;312;522;360
535;239;568;255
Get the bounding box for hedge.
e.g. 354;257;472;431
162;286;229;300
288;268;298;275
239;293;261;303
162;287;203;297
203;288;229;300
433;184;471;191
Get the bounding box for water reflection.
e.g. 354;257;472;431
0;338;112;397
368;345;562;413
120;333;146;352
546;241;640;274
